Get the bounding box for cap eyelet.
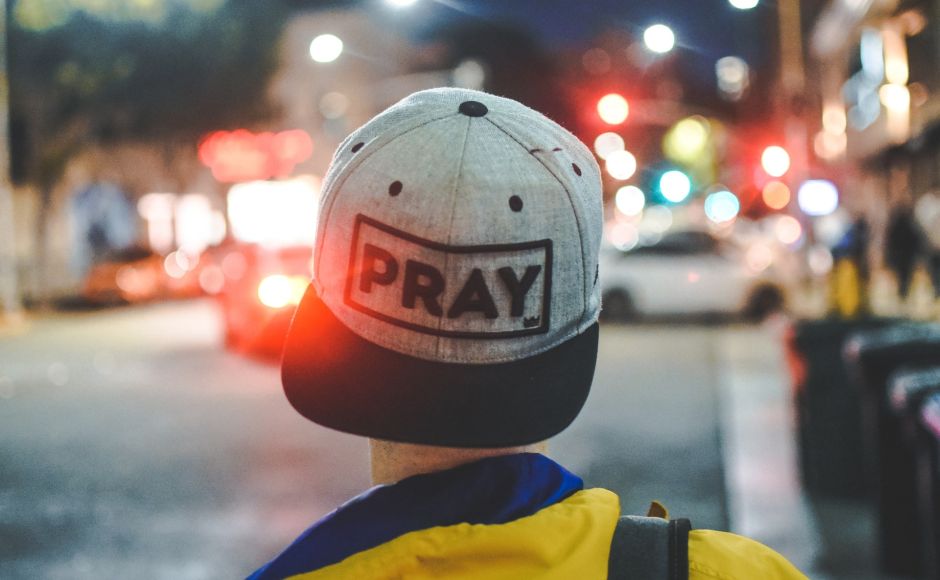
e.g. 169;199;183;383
509;195;523;212
458;101;488;117
351;142;365;153
389;181;403;196
572;163;582;176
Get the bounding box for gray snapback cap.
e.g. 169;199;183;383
282;87;603;447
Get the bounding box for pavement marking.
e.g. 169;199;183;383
716;321;825;576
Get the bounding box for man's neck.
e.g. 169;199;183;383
369;439;547;485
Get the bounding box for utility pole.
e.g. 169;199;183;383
0;0;21;322
777;0;809;186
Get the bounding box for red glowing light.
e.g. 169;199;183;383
198;129;313;183
597;93;630;125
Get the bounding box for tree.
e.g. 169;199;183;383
9;0;289;186
6;0;289;298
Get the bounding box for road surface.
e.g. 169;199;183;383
0;300;770;578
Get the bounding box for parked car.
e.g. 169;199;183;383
598;230;786;321
210;241;311;359
82;246;168;305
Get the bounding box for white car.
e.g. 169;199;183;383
598;230;786;321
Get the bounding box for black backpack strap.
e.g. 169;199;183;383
668;518;691;580
608;515;692;580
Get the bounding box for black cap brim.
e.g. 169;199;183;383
281;286;598;448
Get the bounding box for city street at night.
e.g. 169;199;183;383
6;0;940;577
1;301;819;579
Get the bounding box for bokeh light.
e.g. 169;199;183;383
798;179;840;216
814;130;848;160
597;94;630;125
258;275;307;308
309;34;344;63
644;24;676;54
762;181;791;210
745;244;774;273
729;0;759;9
453;59;486;89
605;150;638;180
808;246;835;276
385;0;419;6
615;186;646;216
879;83;911;111
659;170;692;203
760;145;791;177
594;132;626;160
643;205;674;233
704;190;740;223
774;215;803;245
608;223;640;251
716;56;750;101
319;92;350;119
582;48;612;75
198;266;226;295
663;116;710;163
813;210;851;246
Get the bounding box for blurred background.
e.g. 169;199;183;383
2;0;940;578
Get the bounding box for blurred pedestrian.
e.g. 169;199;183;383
248;89;807;579
885;202;923;300
915;192;940;299
830;215;871;317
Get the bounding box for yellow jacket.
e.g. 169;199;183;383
285;488;807;580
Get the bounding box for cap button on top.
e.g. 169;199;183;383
458;100;488;117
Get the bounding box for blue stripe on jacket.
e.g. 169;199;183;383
248;453;583;580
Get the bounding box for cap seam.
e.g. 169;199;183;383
314;111;458;285
436;115;473;358
482;115;590;325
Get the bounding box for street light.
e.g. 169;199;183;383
309;34;343;63
729;0;759;9
385;0;419;6
643;24;675;54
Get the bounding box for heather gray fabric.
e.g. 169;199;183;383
311;88;603;364
282;88;604;446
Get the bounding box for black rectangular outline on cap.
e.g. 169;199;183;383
344;214;552;339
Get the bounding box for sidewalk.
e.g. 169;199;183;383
0;310;29;339
716;318;889;579
716;318;821;574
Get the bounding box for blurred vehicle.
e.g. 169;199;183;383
599;230;786;321
207;177;319;359
82;245;208;306
82;246;166;305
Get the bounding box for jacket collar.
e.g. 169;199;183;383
249;453;583;579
